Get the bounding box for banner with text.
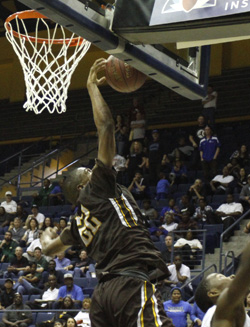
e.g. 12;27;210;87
150;0;250;25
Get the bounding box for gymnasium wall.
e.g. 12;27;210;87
1;36;250;102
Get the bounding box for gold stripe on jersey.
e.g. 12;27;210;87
109;194;138;228
137;281;147;327
151;284;162;327
121;193;138;225
109;198;131;227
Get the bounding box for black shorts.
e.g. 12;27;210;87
90;275;173;327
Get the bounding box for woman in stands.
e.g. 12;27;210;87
53;321;64;327
41;217;54;231
20;217;39;247
163;287;200;327
74;298;92;327
230;144;250;167
57;217;68;235
125;140;147;184
66;317;77;327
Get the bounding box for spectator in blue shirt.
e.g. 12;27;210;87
156;172;170;201
57;273;84;306
191;301;205;327
169;159;188;185
49;180;65;205
163;287;199;327
55;252;73;274
160;198;180;223
199;125;220;182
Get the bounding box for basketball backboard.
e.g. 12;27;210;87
17;0;210;100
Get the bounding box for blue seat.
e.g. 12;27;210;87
36;312;54;323
73;277;89;288
88;277;98;288
83;287;94;297
177;184;190;192
22;295;29;303
212;194;226;204
29;294;41;301
1;262;9;271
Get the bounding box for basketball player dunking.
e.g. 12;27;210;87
41;58;174;327
195;239;250;327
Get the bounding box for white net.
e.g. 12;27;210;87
5;12;91;114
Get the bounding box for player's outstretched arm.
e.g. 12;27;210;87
214;240;250;323
87;58;115;168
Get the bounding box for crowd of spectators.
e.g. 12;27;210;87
0;91;250;326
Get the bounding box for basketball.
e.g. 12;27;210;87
105;55;147;93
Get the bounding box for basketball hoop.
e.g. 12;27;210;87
4;10;91;114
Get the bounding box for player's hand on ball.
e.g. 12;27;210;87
87;58;106;88
40;227;58;250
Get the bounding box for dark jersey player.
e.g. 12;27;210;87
41;58;173;327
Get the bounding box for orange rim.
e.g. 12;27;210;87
5;9;85;47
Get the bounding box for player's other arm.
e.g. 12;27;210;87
87;58;115;168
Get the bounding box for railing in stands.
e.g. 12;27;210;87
219;208;250;272
0;133;97;197
171;229;206;273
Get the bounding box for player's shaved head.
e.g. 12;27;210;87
63;167;92;204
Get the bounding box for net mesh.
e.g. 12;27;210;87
5;13;91;114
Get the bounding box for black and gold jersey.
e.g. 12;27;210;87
68;159;169;278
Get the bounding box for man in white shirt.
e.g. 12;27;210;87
202;84;217;128
195;240;250;327
215;193;243;242
210;166;234;194
165;254;193;300
1;191;17;215
23;231;51;262
27;274;59;309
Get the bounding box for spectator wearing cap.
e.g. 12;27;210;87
0;230;17;263
57;273;84;306
32;178;53;207
147;129;166;185
25;204;45;229
0;278;15;309
1;191;17;215
240;174;250;211
0;293;32;327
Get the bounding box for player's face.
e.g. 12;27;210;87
78;168;92;190
207;273;235;293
